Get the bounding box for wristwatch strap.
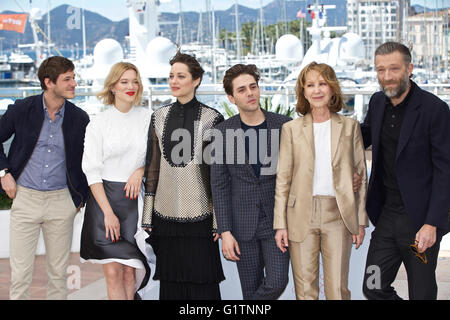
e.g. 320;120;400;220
0;169;10;177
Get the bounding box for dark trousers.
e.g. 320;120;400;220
362;208;442;300
236;215;290;300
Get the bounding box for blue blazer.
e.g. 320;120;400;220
210;109;291;241
0;93;90;207
361;81;449;235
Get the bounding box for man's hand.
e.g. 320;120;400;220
1;173;17;199
221;231;240;261
353;172;362;193
352;225;366;249
415;224;437;253
275;229;289;253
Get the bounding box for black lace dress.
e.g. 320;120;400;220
142;97;225;300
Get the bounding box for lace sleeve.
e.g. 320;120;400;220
142;113;161;228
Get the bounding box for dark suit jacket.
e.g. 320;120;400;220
210;109;291;241
0;93;90;207
361;81;449;235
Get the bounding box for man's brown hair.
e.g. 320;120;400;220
223;64;260;96
374;41;412;66
37;56;75;90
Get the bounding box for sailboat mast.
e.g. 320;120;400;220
259;0;265;54
82;0;87;58
47;0;51;55
234;0;241;60
211;2;216;84
444;0;449;76
178;0;184;46
197;9;203;43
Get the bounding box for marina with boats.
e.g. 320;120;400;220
0;0;448;116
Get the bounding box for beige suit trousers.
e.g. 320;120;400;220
289;196;353;300
9;186;77;300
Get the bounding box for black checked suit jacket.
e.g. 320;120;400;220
210;109;292;242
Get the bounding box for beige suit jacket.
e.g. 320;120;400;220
273;112;369;242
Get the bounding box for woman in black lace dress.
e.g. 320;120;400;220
142;52;225;299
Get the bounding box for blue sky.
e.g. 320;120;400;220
0;0;446;22
1;0;272;21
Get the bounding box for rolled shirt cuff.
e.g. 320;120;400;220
142;193;155;228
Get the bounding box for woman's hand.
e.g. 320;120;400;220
104;211;121;242
213;232;220;242
352;225;366;249
353;172;362;193
275;229;289;253
124;167;144;200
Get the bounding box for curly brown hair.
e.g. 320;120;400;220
223;64;260;96
295;62;345;115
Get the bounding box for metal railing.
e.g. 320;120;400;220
1;83;449;108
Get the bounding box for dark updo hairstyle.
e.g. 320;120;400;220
169;51;204;91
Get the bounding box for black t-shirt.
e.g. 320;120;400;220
240;119;268;178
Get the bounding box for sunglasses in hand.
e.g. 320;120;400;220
409;241;427;264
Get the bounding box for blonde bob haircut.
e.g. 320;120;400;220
97;62;143;106
295;62;345;115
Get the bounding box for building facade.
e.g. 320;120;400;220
407;9;449;72
347;0;409;60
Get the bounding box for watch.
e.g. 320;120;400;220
0;169;10;178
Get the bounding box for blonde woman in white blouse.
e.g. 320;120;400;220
274;62;368;300
80;62;151;300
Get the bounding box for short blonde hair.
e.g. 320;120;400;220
295;62;345;115
97;62;143;106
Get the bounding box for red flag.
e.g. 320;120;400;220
311;12;315;19
296;10;306;18
0;14;27;33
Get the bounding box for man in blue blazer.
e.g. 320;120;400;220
361;42;449;300
0;56;90;299
210;64;291;299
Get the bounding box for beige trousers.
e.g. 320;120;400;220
9;186;77;300
289;196;353;300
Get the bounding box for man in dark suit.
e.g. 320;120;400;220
210;64;291;299
361;42;449;300
0;56;90;299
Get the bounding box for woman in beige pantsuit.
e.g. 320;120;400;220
274;62;369;300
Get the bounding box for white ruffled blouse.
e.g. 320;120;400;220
82;105;151;186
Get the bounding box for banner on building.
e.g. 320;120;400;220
0;14;28;34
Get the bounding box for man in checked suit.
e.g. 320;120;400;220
210;64;291;299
